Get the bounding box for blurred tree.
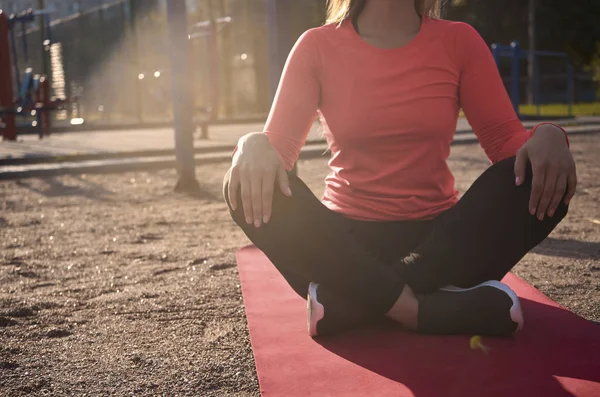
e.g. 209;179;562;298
538;0;600;67
166;0;199;193
446;0;600;67
589;44;600;96
446;0;600;97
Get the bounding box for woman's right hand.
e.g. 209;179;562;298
226;132;292;228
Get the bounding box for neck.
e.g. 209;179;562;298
357;0;421;36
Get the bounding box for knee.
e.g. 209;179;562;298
494;157;570;232
222;170;300;224
493;156;534;184
222;170;244;225
552;197;569;223
222;169;233;211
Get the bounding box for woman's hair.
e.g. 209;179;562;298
326;0;444;25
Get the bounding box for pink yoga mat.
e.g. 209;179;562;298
237;245;600;397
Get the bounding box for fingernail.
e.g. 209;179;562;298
537;213;544;221
530;208;536;215
286;187;292;196
515;177;521;186
263;215;270;223
246;217;252;224
548;209;555;217
254;220;261;228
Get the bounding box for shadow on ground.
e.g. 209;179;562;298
15;176;113;201
533;237;600;260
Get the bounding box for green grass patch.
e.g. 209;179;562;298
459;102;600;118
518;102;600;117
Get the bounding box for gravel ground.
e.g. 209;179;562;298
1;134;599;396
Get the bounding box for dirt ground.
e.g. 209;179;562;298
1;134;599;396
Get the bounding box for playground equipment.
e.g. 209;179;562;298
0;8;69;141
491;41;574;118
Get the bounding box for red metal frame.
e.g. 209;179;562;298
0;11;17;141
0;10;70;140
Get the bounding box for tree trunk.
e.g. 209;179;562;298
166;0;200;193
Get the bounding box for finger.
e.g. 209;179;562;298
240;169;253;224
547;173;567;217
536;168;557;221
277;166;292;197
514;148;528;186
564;166;577;205
227;167;240;211
261;169;276;224
529;165;545;217
250;170;263;228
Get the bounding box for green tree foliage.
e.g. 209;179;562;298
446;0;600;67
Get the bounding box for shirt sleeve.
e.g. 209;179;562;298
454;23;567;163
262;30;322;171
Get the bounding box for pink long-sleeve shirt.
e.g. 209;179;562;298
262;17;564;221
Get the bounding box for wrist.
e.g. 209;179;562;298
240;132;269;147
233;133;269;158
244;131;268;140
531;123;570;147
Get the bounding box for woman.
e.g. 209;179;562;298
223;0;576;337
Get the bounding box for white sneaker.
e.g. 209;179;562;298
307;282;324;337
418;280;523;336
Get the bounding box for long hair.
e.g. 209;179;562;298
326;0;444;25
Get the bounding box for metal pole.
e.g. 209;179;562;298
491;44;499;67
20;20;28;63
510;41;520;117
36;0;49;76
266;0;293;101
129;0;143;123
217;0;232;119
36;0;52;139
39;76;50;137
266;0;297;175
9;26;21;92
0;11;17;141
206;0;218;136
166;0;200;193
527;0;535;105
534;55;540;116
566;61;574;117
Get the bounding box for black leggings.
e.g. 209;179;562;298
224;157;567;315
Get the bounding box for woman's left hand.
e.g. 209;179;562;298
514;125;577;220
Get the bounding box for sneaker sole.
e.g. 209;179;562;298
307;282;325;337
441;280;524;333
